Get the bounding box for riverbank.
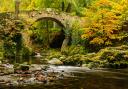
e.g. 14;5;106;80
0;64;90;87
0;64;128;89
0;45;128;88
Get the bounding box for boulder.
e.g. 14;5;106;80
82;45;128;68
59;56;66;60
48;58;63;65
29;64;46;71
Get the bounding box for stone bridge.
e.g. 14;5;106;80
0;9;80;49
0;9;80;28
18;9;80;28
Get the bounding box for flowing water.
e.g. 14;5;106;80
3;57;128;89
1;65;128;89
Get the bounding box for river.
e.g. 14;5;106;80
0;65;128;89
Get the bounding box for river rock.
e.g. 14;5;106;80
82;62;99;69
59;56;66;60
34;53;42;58
29;64;44;71
48;58;63;65
3;68;14;75
0;64;14;74
36;74;46;82
12;81;19;86
20;64;29;71
40;59;48;64
24;77;36;84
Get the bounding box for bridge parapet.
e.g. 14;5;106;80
0;9;80;28
19;9;79;28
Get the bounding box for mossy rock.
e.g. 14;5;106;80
62;45;86;56
62;55;83;66
59;56;66;60
48;58;63;65
14;62;29;71
20;65;29;71
47;50;63;59
82;62;100;69
83;45;128;68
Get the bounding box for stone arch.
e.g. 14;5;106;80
35;17;66;28
31;17;66;48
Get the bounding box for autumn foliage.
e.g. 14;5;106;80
82;0;128;46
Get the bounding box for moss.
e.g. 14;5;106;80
0;52;3;60
46;49;63;59
61;54;83;66
0;42;4;60
22;46;33;58
83;45;128;68
62;45;86;56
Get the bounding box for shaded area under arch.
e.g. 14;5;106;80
32;17;66;48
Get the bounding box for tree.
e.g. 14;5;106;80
82;0;128;48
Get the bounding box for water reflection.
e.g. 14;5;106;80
3;57;128;89
1;69;128;89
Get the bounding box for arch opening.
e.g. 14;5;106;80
35;17;65;28
30;17;66;49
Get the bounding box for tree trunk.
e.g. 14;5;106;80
15;33;22;62
61;1;65;11
66;3;72;13
15;0;20;19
